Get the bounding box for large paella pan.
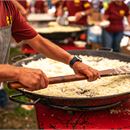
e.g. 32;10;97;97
9;50;130;110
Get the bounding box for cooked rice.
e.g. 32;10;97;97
22;55;130;98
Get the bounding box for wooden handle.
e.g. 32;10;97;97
8;74;86;89
7;69;117;89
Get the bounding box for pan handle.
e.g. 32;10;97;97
11;55;28;63
9;93;40;105
8;69;117;89
8;74;87;89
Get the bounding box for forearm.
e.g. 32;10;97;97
80;8;92;17
26;34;73;64
0;64;19;82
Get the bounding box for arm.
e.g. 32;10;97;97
0;64;48;91
75;8;92;22
25;34;73;64
23;34;100;80
0;35;99;91
9;1;99;91
75;1;92;22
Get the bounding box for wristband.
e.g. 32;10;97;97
69;55;82;67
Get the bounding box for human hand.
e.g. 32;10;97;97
17;67;49;91
75;12;83;21
71;62;100;81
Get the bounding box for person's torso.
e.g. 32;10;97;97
105;2;128;32
17;0;28;9
29;0;46;13
64;0;89;25
0;1;13;27
0;1;12;64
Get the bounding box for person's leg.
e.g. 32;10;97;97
113;32;123;52
102;30;113;49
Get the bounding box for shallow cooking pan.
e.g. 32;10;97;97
9;50;130;110
30;23;87;41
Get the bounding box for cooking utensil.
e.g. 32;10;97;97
8;66;130;89
8;50;130;109
33;23;87;41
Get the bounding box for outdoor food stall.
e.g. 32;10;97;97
9;50;130;129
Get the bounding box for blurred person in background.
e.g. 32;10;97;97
102;0;130;52
87;0;103;49
55;0;92;44
0;0;100;109
29;0;48;13
56;0;92;26
51;0;63;16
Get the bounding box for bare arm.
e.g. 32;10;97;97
0;64;48;91
25;34;73;64
0;64;19;82
75;8;92;22
24;34;100;81
0;35;99;91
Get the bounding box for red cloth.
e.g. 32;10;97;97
63;0;91;25
29;0;47;13
17;0;28;9
35;99;130;129
105;1;129;32
0;1;37;42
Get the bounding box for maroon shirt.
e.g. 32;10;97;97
63;0;91;25
17;0;28;9
29;0;47;13
105;1;129;32
0;1;37;42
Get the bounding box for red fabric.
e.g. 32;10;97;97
105;1;129;32
0;1;37;43
63;0;91;25
35;99;130;129
29;0;47;13
17;0;28;9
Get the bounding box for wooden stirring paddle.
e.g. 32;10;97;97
8;66;130;89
